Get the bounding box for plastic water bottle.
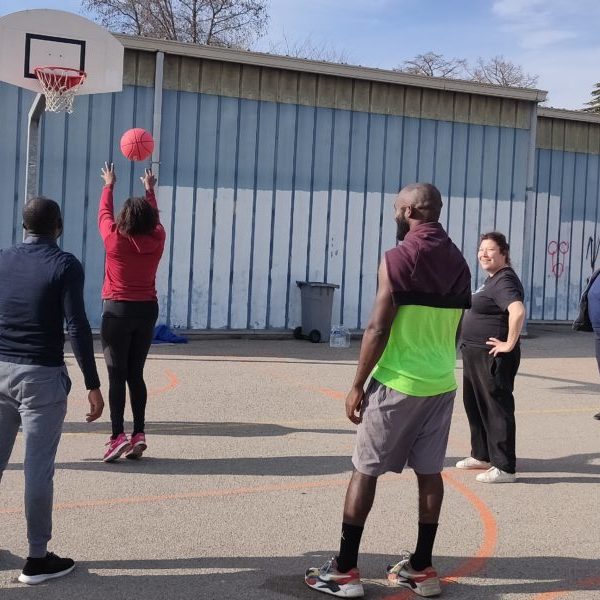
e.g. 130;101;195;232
330;325;351;348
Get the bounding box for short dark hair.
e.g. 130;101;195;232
480;231;511;265
116;197;159;236
400;183;443;222
22;196;62;235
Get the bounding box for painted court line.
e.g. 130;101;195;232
0;476;378;515
0;469;499;599
385;471;498;600
317;387;596;416
148;368;179;396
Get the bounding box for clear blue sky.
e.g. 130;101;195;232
1;0;598;109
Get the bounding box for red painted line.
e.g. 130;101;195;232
0;474;408;515
148;368;179;396
312;384;499;597
318;387;345;400
385;471;498;599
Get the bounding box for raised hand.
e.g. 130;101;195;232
140;168;156;191
101;162;116;186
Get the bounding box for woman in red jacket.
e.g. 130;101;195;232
99;162;166;462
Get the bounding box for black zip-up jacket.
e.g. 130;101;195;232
0;235;100;389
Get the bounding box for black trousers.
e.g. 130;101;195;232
101;300;158;438
461;344;520;473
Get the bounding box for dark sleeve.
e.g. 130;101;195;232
61;257;101;390
494;271;525;311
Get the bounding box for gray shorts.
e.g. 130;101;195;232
352;379;455;477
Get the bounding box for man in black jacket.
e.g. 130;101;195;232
0;197;104;584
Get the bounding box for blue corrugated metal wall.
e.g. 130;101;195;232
154;90;530;330
0;81;533;329
0;84;31;248
529;148;600;320
0;83;155;327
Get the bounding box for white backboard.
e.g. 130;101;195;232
0;9;124;95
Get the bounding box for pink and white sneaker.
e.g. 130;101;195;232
387;552;441;597
125;433;147;459
103;433;131;462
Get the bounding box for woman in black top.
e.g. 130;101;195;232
456;232;526;483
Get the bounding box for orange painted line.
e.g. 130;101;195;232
386;471;498;600
440;472;498;582
533;576;600;600
148;368;179;396
0;473;404;516
0;476;357;515
318;387;345;400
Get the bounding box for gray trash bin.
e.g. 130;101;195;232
294;281;340;343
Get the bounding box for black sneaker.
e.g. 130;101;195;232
594;412;600;420
18;552;75;585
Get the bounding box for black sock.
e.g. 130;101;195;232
410;522;439;571
336;522;364;572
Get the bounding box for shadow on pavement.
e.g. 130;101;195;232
1;552;599;599
445;452;600;483
60;421;354;437
7;455;354;477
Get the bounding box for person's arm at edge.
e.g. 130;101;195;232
62;259;104;422
487;300;526;356
345;259;397;424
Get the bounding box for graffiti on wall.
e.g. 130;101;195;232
586;235;600;271
547;241;569;278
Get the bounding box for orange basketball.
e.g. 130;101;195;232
119;128;154;161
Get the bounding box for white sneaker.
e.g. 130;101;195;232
476;467;516;483
455;457;490;470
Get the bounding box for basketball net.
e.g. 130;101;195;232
34;66;87;113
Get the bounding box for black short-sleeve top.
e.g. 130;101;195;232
461;267;524;349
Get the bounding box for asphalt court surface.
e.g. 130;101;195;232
0;324;599;599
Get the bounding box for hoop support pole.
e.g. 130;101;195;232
25;93;46;202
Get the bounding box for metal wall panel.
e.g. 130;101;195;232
0;85;32;248
1;79;536;330
529;147;600;320
154;88;531;330
0;83;155;327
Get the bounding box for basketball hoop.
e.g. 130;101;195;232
34;66;87;113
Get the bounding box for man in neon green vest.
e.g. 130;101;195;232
305;183;471;598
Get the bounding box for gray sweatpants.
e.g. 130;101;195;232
0;361;70;558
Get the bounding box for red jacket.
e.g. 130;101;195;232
98;185;166;301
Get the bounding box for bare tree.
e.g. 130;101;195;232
82;0;268;47
469;55;538;88
266;33;350;63
396;52;468;79
396;52;539;89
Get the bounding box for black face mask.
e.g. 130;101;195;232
396;211;410;242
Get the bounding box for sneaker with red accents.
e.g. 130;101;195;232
103;433;131;462
125;432;147;459
386;552;441;597
305;557;364;597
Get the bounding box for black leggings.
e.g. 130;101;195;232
461;344;520;473
101;300;158;438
